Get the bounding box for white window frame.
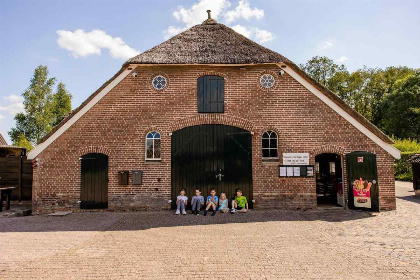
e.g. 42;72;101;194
145;131;161;161
262;131;279;159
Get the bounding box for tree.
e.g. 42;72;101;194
299;56;347;88
14;134;33;151
8;65;72;146
379;73;420;140
52;82;72;126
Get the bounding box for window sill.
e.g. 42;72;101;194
145;159;162;164
262;158;279;164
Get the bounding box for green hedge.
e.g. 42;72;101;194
394;152;417;181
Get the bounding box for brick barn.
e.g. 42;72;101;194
28;14;400;213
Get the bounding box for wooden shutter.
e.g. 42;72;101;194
198;75;224;113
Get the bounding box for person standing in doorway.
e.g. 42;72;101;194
175;189;188;215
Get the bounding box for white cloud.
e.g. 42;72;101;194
163;26;187;40
3;94;23;103
0;95;24;116
254;28;274;43
164;0;273;42
317;38;337;52
232;25;252;38
173;0;231;28
224;0;264;23
0;114;5;121
57;29;140;60
231;25;274;43
335;56;348;64
0;102;24;116
47;57;59;62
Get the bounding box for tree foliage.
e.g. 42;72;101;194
8;65;72;146
300;56;420;140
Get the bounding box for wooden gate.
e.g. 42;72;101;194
171;125;252;208
80;153;108;209
346;151;379;211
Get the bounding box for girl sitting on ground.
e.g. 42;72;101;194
175;189;188;215
218;192;229;213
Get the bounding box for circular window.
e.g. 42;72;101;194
260;74;275;89
152;75;167;90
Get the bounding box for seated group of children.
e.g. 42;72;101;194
175;188;249;216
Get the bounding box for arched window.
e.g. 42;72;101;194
146;131;161;160
197;75;224;113
262;131;278;159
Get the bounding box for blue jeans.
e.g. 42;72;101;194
177;201;186;211
192;199;201;211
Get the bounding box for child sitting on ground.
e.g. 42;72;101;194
231;188;248;213
175;189;188;215
218;192;229;213
204;188;219;216
191;189;205;215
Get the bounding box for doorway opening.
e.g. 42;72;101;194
171;124;253;209
80;153;108;209
315;153;344;208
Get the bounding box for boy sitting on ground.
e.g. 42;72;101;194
204;188;219;216
191;189;205;215
231;188;248;213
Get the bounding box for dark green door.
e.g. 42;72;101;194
346;151;379;211
171;125;252;208
81;153;108;209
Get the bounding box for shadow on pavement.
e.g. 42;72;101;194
0;209;376;233
396;195;420;204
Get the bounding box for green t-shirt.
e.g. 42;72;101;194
235;196;247;208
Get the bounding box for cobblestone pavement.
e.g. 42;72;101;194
0;182;419;280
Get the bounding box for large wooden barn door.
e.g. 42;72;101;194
171;125;252;208
346;151;379;211
80;153;108;209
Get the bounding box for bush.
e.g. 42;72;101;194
394;152;418;182
393;138;420;152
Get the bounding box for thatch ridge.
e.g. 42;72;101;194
126;23;291;65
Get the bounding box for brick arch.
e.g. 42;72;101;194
195;71;228;80
169;115;254;132
312;144;346;156
142;126;165;138
79;146;112;157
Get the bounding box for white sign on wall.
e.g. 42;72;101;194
282;153;310;165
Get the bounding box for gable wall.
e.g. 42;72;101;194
32;65;395;212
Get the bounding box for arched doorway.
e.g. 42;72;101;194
80;153;108;209
315;153;344;207
171;124;252;208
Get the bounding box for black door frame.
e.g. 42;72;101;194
346;151;379;211
80;153;109;209
171;124;253;209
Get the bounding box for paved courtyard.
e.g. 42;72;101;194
0;181;419;280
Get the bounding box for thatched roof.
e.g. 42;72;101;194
126;22;291;65
0;133;7;145
30;16;397;159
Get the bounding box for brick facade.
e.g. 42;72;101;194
32;64;396;213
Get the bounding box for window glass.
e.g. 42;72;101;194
262;131;278;159
146;131;161;160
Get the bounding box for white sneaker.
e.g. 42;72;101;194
175;209;180;215
182;210;186;215
230;208;237;213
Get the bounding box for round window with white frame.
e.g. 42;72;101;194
152;75;167;90
260;74;275;89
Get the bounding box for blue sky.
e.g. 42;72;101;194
1;0;419;144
